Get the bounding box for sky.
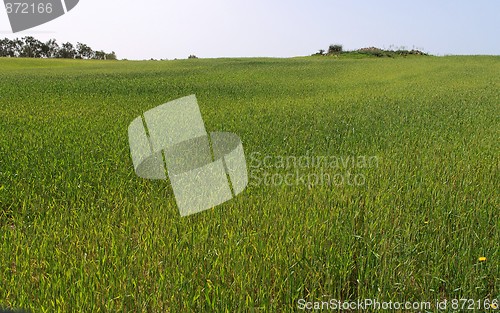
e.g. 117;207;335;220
0;0;499;60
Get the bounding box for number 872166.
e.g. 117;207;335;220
5;2;53;14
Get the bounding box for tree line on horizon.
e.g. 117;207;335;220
313;44;428;57
0;36;117;60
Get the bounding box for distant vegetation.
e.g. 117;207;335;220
0;36;117;60
313;44;428;57
328;44;343;55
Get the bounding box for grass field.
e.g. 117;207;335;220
0;55;499;312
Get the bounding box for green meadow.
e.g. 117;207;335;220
0;55;498;312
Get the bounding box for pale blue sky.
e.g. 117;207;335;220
1;0;499;59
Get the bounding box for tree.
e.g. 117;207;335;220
0;38;11;57
57;42;76;59
328;44;343;55
93;50;106;60
76;42;95;59
105;51;117;60
20;36;43;58
42;39;59;58
10;38;23;57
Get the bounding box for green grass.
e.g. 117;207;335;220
0;56;499;312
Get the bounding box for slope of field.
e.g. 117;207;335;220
0;56;499;312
